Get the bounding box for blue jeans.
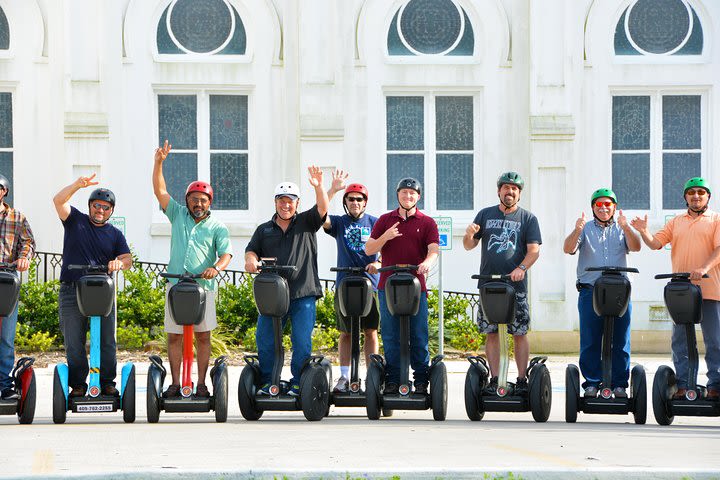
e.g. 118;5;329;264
0;303;19;391
379;290;430;385
59;284;117;388
578;287;631;389
672;300;720;389
256;296;316;385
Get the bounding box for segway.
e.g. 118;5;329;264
464;274;551;422
146;272;228;423
652;272;720;425
237;259;330;421
53;265;135;424
365;264;447;421
565;266;646;424
0;263;36;424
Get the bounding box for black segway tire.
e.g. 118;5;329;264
365;362;382;420
238;366;263;421
565;364;580;423
122;366;136;423
52;366;66;425
652;365;675;426
146;367;161;424
464;366;484;421
430;361;447;421
214;367;228;423
529;364;552;423
301;366;329;422
321;358;332;417
17;370;36;425
631;364;647;425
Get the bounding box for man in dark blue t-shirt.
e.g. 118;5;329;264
53;174;132;398
324;170;381;393
462;171;542;396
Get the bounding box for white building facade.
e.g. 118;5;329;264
1;0;718;349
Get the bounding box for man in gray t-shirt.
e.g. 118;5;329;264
462;172;542;395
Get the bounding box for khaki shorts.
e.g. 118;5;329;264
164;285;218;334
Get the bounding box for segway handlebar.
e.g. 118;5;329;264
378;264;418;273
330;266;368;274
257;258;297;274
0;261;17;272
654;272;710;280
160;272;204;280
471;274;512;280
68;264;109;273
585;266;639;274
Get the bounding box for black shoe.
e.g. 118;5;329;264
514;377;528;395
483;376;499;395
162;384;181;398
413;382;428;395
102;385;119;397
195;384;210;398
69;385;87;398
1;388;18;400
384;382;399;395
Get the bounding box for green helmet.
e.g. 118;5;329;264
683;177;711;195
591;188;617;206
497;171;524;190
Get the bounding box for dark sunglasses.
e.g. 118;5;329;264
594;201;614;208
92;203;112;212
346;197;365;203
686;189;707;196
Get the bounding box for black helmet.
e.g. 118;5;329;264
497;171;524;190
0;174;9;196
396;177;422;195
88;188;116;207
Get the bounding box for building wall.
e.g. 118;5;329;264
1;0;718;335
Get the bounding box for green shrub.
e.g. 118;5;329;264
216;280;258;343
312;326;339;351
14;324;57;352
117;265;165;331
315;289;336;330
116;320;155;350
19;260;61;341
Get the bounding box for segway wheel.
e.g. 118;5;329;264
122;365;136;423
464;366;484;421
238;366;263;421
565;364;580;423
652;365;675;426
52;366;66;425
17;370;37;425
365;362;382;420
631;364;647;425
213;367;228;423
321;358;332;417
529;364;552;423
430;362;447;421
301;366;329;422
146;368;161;424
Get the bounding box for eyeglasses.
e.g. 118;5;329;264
346;197;365;203
92;203;112;212
686;189;707;196
594;201;614;208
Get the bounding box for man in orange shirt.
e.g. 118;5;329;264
631;177;720;399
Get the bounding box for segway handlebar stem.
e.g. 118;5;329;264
378;264;418;273
471;274;512;280
68;264;109;274
330;266;367;274
160;272;203;280
0;262;17;272
585;266;639;274
654;272;710;280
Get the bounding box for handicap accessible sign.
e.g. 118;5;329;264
433;216;452;251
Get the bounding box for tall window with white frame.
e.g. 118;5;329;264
158;93;248;210
611;94;702;210
0;6;9;51
0;93;12;206
385;95;475;211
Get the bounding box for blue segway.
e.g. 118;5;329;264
146;272;228;423
0;262;36;424
652;272;720;425
52;264;135;424
237;258;330;421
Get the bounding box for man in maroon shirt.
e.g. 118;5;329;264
365;178;439;394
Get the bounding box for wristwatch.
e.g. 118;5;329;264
518;265;527;271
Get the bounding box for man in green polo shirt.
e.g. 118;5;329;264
153;140;233;398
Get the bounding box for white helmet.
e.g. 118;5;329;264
274;182;300;200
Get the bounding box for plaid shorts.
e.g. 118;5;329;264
476;290;530;335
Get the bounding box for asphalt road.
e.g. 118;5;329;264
2;356;719;479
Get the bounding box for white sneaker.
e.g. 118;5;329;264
333;376;349;393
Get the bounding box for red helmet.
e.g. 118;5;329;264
343;183;368;201
185;181;213;203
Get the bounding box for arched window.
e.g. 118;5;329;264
157;0;246;56
614;0;703;56
0;92;12;205
387;0;474;56
0;6;9;50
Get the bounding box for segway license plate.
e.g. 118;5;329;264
75;403;115;413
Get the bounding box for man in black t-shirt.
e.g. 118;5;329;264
462;171;542;395
244;166;329;396
53;174;132;398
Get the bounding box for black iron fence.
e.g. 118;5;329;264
30;251;481;319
